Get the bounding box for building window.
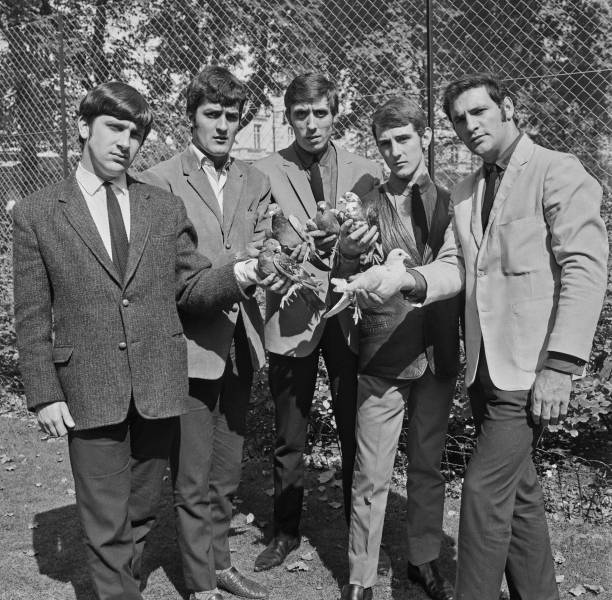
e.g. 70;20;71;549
253;124;261;149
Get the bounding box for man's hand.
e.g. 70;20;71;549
531;368;572;428
337;220;379;258
344;262;415;309
36;401;75;437
305;219;337;255
240;258;292;295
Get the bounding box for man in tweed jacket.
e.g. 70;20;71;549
12;82;276;600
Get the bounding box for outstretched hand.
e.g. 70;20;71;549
344;261;415;309
337;220;379;258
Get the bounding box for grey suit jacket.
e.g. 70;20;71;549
255;142;382;357
13;174;245;430
140;147;270;378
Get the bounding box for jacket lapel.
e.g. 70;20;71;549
181;148;223;226
485;135;533;233
222;161;244;235
60;175;122;285
123;178;151;288
470;172;485;248
281;146;317;218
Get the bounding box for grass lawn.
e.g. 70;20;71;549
0;412;610;600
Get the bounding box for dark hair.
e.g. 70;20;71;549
284;72;339;116
78;81;153;146
442;72;517;123
371;96;427;141
185;66;247;117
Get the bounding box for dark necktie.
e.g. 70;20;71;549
104;181;129;279
309;158;326;206
411;184;429;255
481;163;499;230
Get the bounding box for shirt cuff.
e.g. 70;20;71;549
544;352;586;376
233;259;256;299
401;268;427;303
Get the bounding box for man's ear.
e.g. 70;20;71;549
421;127;433;150
500;96;515;122
77;116;90;141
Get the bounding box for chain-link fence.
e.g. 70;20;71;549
1;0;610;251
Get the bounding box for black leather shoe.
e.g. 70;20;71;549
407;560;454;600
216;567;268;599
340;584;373;600
254;535;300;571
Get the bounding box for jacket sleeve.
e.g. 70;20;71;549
542;154;608;360
12;200;66;411
413;202;466;303
173;199;245;314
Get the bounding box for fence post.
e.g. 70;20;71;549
57;13;69;178
425;0;434;180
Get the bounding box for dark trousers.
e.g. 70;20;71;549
68;406;177;600
269;315;358;537
456;350;558;600
171;334;253;592
349;369;455;587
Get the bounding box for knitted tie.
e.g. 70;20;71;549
104;181;129;279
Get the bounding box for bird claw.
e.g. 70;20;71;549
352;301;362;324
280;284;299;308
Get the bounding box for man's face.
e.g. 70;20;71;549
375;123;431;180
287;97;334;155
449;86;515;163
78;115;144;180
191;102;240;157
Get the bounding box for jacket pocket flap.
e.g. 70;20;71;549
52;346;73;364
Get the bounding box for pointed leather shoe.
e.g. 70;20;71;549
407;559;454;600
340;584;373;600
254;535;300;572
216;566;268;599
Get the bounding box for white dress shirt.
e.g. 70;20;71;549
75;163;130;262
190;142;231;215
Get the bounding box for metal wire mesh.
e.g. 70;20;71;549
1;0;610;252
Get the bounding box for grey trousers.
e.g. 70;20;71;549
348;368;455;588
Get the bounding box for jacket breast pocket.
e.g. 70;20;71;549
498;216;547;275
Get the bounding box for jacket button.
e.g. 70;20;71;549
225;242;232;249
118;342;127;350
122;299;129;307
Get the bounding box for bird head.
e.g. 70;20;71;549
316;201;328;213
385;248;410;265
263;238;282;253
268;204;283;218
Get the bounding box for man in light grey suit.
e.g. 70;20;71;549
141;67;274;600
344;72;608;600
12;82;278;600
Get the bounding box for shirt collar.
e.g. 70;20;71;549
190;142;232;173
293;140;334;169
385;160;434;197
486;132;523;172
76;162;127;196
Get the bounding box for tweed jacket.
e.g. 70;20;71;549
140;147;270;379
414;135;608;390
255;142;382;357
13;174;245;430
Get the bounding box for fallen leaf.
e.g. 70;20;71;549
66;489;75;496
301;551;314;561
5;466;15;472
4;512;14;517
447;510;457;517
23;550;38;557
0;455;12;464
246;513;255;524
265;488;274;496
28;523;39;530
584;584;605;594
60;477;68;484
34;483;42;488
328;501;342;509
569;584;586;597
318;470;335;484
556;575;565;583
553;551;566;564
286;560;310;572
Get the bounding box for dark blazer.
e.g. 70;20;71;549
350;183;462;379
255;142;382;357
140;147;270;378
12;174;245;430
